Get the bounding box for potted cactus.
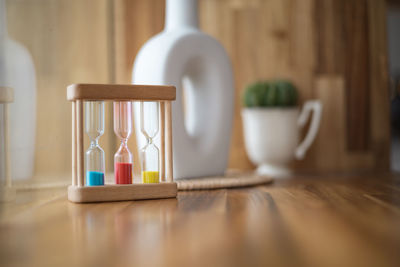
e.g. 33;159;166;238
241;80;322;176
243;80;298;108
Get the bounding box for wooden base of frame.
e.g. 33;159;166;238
68;182;177;203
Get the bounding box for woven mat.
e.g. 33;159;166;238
176;172;273;191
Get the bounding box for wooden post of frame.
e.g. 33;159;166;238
165;101;173;182
0;87;16;202
72;101;77;186
76;100;84;187
160;101;166;182
67;84;177;203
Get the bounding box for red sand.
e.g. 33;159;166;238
115;162;132;184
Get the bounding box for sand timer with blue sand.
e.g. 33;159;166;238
85;101;105;186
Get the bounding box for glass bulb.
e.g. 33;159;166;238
114;101;133;184
140;102;160;183
85;101;105;186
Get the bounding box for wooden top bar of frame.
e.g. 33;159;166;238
67;84;176;101
0;87;14;103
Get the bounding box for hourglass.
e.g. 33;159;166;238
68;83;176;203
140;102;159;183
85;101;105;186
114;101;133;184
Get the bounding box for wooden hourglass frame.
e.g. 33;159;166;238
67;84;177;203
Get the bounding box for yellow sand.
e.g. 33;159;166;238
142;171;159;183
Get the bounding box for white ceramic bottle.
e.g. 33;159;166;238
132;0;234;179
0;0;36;180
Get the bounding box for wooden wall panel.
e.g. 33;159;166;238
113;0;390;173
314;76;347;170
343;0;370;151
6;0;115;179
367;0;391;170
315;0;371;151
199;0;319;170
312;0;389;171
314;75;374;171
5;0;389;181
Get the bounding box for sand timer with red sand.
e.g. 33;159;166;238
114;101;133;184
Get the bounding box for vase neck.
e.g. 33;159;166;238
0;0;8;38
165;0;198;31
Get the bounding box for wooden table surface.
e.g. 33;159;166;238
1;173;400;267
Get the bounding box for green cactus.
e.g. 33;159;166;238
243;82;269;107
274;80;298;106
242;80;297;107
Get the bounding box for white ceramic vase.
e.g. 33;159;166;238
242;101;322;177
0;0;36;180
132;0;234;179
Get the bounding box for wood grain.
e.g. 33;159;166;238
72;102;77;186
165;101;173;182
67;183;177;203
315;0;370;151
160;101;166;182
343;0;370;151
6;0;115;178
314;75;374;171
113;0;390;173
4;0;390;181
367;0;390;170
2;173;400;266
67;84;176;101
314;76;346;170
76;100;84;187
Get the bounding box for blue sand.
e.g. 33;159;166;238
86;171;105;186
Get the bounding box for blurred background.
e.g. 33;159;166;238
1;0;399;184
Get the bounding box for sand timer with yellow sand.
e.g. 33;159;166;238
140;102;160;183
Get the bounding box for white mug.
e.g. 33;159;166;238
241;100;322;177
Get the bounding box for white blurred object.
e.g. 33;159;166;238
242;101;322;177
0;0;36;180
132;0;234;179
